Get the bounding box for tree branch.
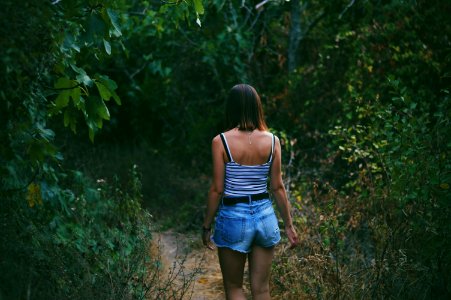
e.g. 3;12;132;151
288;1;325;73
339;0;356;19
288;0;302;73
45;82;82;91
255;0;271;10
304;10;325;37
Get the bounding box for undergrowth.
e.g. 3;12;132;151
0;163;197;299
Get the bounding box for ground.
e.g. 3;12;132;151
151;230;226;299
150;230;290;299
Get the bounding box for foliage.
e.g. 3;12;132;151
270;1;450;299
2;165;147;299
0;0;204;298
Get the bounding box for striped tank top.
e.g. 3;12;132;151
220;132;275;197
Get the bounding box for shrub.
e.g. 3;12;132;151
0;165;193;299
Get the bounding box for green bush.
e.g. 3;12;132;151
1;165;157;299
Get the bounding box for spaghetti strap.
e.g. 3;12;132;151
267;134;275;162
220;133;233;162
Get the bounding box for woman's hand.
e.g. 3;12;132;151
202;227;215;250
285;224;299;249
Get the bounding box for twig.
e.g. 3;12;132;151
160;0;183;5
249;8;262;30
339;0;356;19
45;82;82;91
304;10;325;37
255;0;271;10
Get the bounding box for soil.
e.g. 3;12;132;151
152;230;226;300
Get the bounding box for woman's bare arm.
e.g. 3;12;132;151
202;135;225;249
270;136;299;248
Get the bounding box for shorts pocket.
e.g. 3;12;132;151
261;212;280;241
219;215;245;244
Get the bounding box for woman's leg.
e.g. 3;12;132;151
248;245;275;300
218;247;247;300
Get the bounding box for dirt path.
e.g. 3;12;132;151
152;230;226;300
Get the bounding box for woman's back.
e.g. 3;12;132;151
221;129;275;197
222;129;274;166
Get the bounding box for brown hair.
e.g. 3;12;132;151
225;84;267;131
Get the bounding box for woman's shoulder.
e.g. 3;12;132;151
212;134;222;143
262;130;275;136
219;129;278;140
257;130;278;139
222;128;236;135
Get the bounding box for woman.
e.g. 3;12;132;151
202;84;298;300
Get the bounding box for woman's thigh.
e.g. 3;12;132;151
248;245;275;294
218;247;247;286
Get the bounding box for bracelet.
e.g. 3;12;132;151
202;226;211;232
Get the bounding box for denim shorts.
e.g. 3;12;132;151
212;198;281;253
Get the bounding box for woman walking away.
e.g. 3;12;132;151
202;84;299;300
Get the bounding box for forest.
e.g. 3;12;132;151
0;0;450;299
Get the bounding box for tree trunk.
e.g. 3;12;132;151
288;0;303;73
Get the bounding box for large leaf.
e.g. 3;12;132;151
95;75;121;105
71;64;93;86
54;77;75;109
63;109;71;127
103;39;111;55
95;81;112;101
55;90;71;109
97;100;110;120
106;8;122;37
193;0;204;15
71;87;81;105
63;33;80;53
193;0;204;26
63;107;78;133
86;13;106;43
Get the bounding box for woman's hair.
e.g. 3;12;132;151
225;84;267;131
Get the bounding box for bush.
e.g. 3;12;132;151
1;165;162;299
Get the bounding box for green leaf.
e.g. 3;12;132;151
36;124;55;141
85;96;110;143
55;90;71;109
76;74;93;86
63;108;77;133
193;0;204;15
74;96;85;111
54;77;75;109
71;87;81;105
95;75;121;105
97;100;110;120
103;38;111;55
96;118;103;128
54;77;73;89
70;64;84;75
106;8;122;37
85;117;98;143
70;120;77;133
89;127;95;142
86;13;106;43
64;110;70;127
63;33;80;52
95;81;112;101
71;64;93;86
112;93;121;105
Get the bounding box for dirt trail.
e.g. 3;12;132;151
152;230;226;300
